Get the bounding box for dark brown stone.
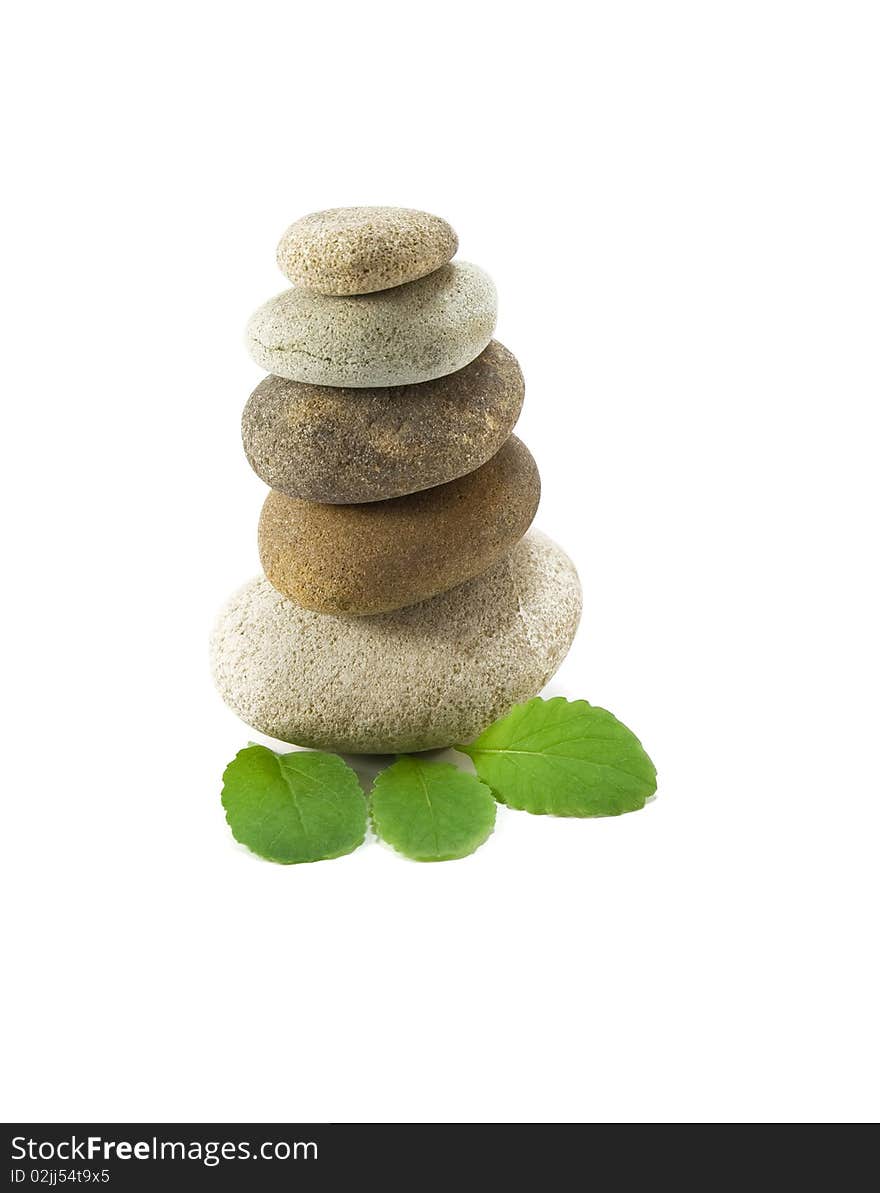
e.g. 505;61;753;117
242;340;525;503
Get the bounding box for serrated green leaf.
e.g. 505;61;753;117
221;744;367;863
370;757;496;861
458;697;657;817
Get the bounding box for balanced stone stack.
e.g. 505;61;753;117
211;207;582;753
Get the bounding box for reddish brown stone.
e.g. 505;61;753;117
258;436;540;615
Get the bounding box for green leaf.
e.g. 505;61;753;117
458;697;657;817
370;757;496;861
221;744;367;863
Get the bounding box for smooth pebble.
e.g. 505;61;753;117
210;531;582;753
241;340;524;503
245;262;496;387
276;206;457;295
258;436;540;615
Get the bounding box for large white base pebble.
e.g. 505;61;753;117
210;531;582;753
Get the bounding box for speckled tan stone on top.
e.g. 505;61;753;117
241;340;525;503
276;207;458;295
210;531;582;753
258;436;540;615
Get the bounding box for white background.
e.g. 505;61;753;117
2;1;878;1124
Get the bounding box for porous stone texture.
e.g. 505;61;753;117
276;207;458;295
245;262;497;387
210;531;582;753
241;340;525;503
258;436;540;615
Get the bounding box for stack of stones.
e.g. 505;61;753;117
211;207;582;753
